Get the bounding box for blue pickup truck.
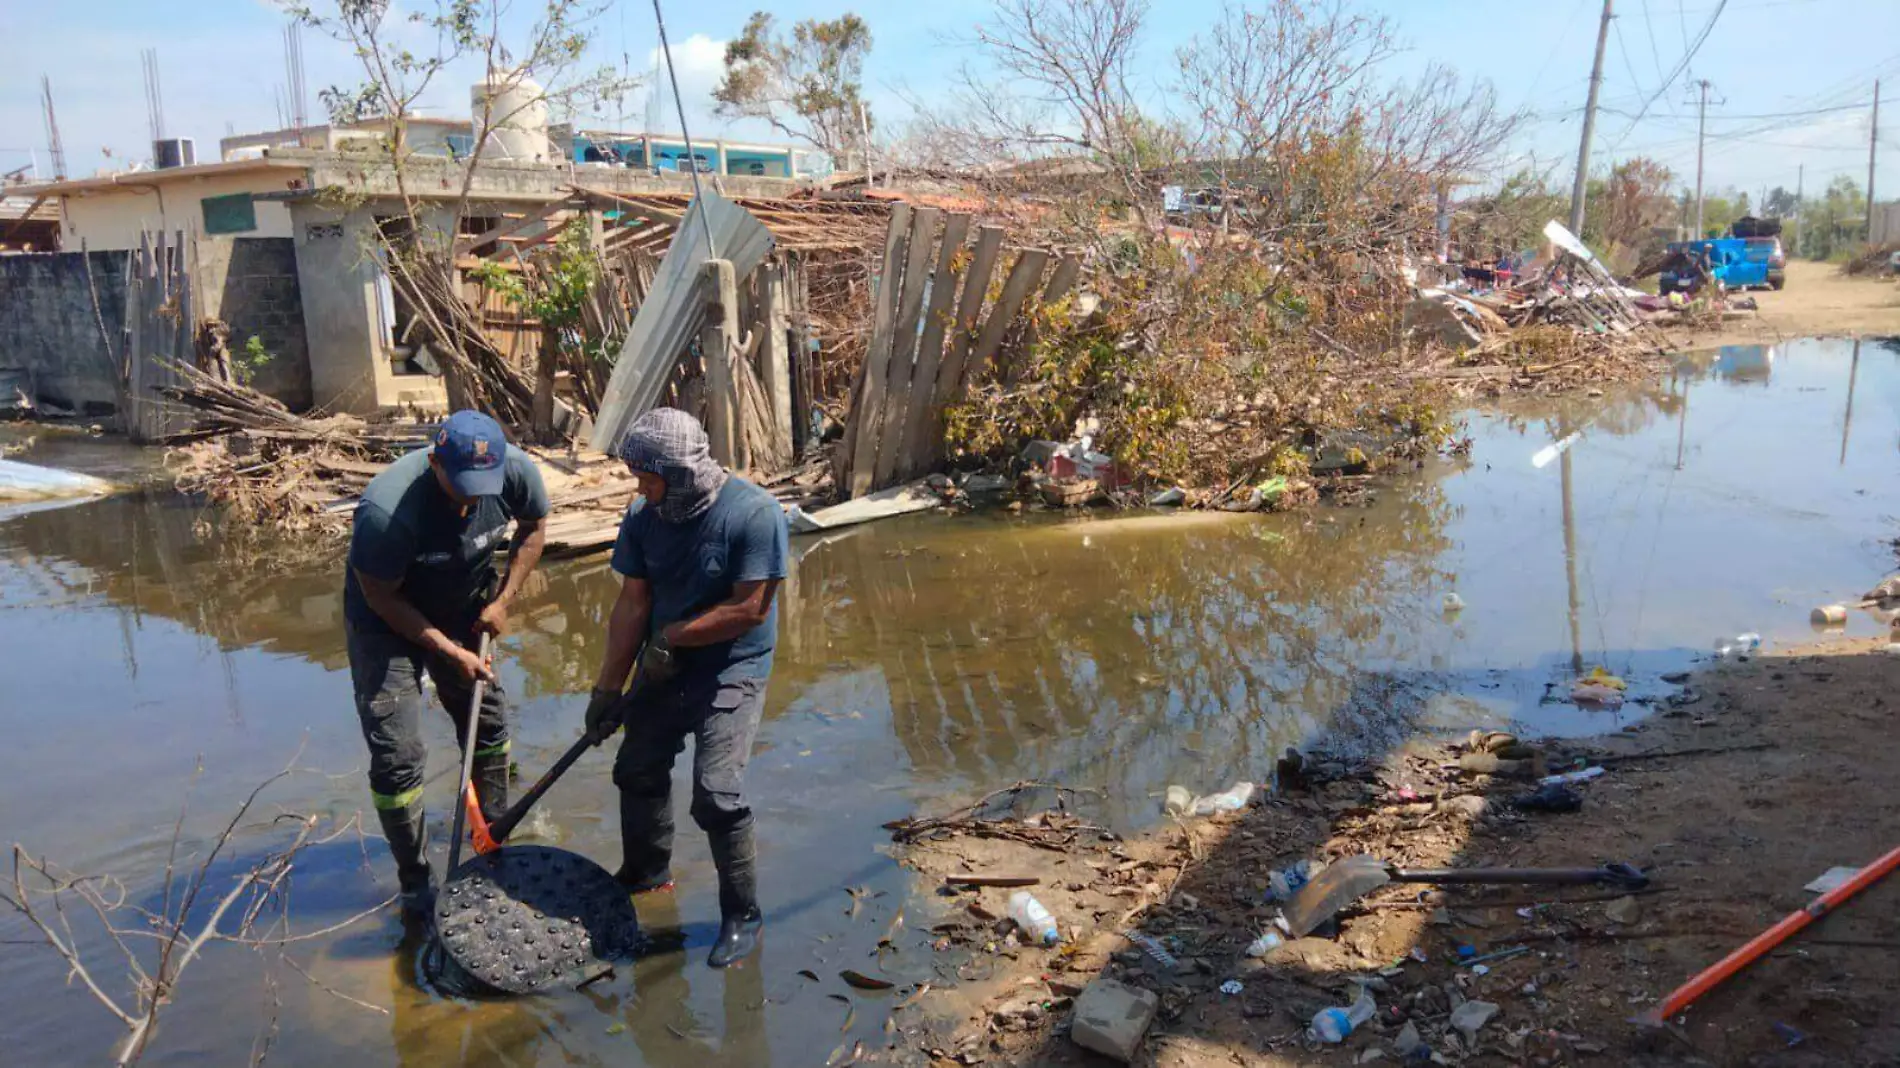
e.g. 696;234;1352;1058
1658;236;1786;294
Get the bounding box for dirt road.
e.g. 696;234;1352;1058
1671;259;1900;349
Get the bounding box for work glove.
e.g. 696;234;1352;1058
584;687;624;744
637;635;678;684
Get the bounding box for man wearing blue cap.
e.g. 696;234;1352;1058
583;408;789;968
344;409;551;918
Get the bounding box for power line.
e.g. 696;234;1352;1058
1605;0;1728;150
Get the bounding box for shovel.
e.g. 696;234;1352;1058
431;643;647;995
1283;856;1650;937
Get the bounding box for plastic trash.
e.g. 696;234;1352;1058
1267;860;1318;902
1163;785;1194;817
1442;592;1466;613
1579;666;1626;690
1811;604;1848;626
1007;891;1060;946
1713;633;1763;657
1569;682;1625;707
1540;766;1605;786
1186;781;1256;816
1149;487;1187;507
1244;930;1285;958
1122;930;1179;973
1512;783;1582;812
1309;985;1375;1044
1219;979;1244;995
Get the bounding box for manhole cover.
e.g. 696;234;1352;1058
434;845;641;995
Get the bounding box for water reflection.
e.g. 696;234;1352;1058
3;336;1898;1067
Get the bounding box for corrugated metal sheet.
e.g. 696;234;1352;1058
590;191;774;454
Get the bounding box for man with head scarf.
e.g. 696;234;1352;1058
584;408;790;968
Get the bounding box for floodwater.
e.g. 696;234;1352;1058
2;336;1896;1066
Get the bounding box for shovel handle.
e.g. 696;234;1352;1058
484;732;597;844
1390;863;1649;890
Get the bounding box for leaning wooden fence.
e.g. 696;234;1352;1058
122;230;194;443
839;204;1079;498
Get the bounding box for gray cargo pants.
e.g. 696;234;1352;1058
611;671;767;888
347;624;511;821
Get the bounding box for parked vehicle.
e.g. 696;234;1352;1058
1658;237;1781;294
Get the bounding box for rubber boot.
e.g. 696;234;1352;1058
376;802;436;920
473;750;511;826
614;788;675;893
706;820;763;969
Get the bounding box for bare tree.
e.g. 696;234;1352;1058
285;0;635;429
1;748;392;1066
714;12;874;168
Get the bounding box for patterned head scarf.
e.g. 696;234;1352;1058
616;408;730;524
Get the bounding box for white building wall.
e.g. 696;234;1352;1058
55;173;300;250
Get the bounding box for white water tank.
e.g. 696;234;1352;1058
471;70;550;162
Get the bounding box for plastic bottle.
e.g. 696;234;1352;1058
1539;766;1605;786
1268;860;1316;902
1713;632;1763;657
1309;986;1376;1044
1007;891;1060;946
1186;781;1256;816
1245;930;1285;958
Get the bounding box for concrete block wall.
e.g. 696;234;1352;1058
199;237;313;409
0;250;128;412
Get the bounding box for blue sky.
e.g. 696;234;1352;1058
2;0;1895;201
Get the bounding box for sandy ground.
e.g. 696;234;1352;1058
1666;259;1900;349
887;632;1900;1067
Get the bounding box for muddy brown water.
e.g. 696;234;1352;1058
1;337;1895;1066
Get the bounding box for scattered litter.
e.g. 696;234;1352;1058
1774;1022;1808;1047
1393;1020;1425;1057
1804;866;1861;894
1071;978;1158;1063
1268;859;1320;902
1123;930;1180;973
1148;487;1186;507
1713;632;1763;657
1244;930;1286;958
1470;965;1489;976
1219;979;1244;996
1512;783;1582;813
1579;666;1627;690
1539;766;1605;786
1162;785;1193;817
1461;945;1530;968
1448;999;1499;1043
1409;946;1428;963
1309;986;1376;1043
1811;604;1848;626
1186;781;1255;816
1570;681;1625;707
1442;592;1466;614
1006;891;1060;946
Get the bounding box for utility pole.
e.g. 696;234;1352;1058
1795;162;1804;256
1568;0;1614;234
1867;80;1881;243
1694;79;1711;237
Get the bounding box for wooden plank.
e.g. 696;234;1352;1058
786;255;813;458
871;207;942;490
455;202;565;255
843;203;911;499
894;213;972;481
930;226;1005;418
962;249;1049;392
1040;254;1081;305
703;259;741;467
758;262;794;460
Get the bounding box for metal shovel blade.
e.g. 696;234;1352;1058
1284;856;1391;938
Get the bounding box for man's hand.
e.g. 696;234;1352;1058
444;642;496;685
584;687;624;743
475;598;509;638
637;635;678;684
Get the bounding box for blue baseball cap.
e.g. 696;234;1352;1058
432;410;509;497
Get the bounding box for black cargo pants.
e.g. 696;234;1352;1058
611;670;767;888
346;624;511;822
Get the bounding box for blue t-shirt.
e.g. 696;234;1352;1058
609;476;790;681
344;446;550;635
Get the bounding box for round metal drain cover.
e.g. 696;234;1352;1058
435;846;641;995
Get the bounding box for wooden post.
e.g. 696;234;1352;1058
759;261;794;460
844;203;912;499
786;255;812;458
896;213;971;480
703;258;741;467
963;248;1050;394
872;207;942;489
